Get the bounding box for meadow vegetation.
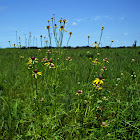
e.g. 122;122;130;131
0;13;140;139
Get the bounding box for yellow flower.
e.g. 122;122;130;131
75;90;83;96
93;75;104;85
27;57;38;65
59;26;67;32
44;62;50;66
91;41;99;48
66;57;72;61
63;19;68;24
12;44;17;47
101;26;104;30
49;63;56;69
32;69;42;79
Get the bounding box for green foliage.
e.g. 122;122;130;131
0;47;140;139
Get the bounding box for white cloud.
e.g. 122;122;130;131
122;33;128;36
71;22;77;26
93;16;101;21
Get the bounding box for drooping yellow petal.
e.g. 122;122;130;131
37;72;42;76
35;73;37;79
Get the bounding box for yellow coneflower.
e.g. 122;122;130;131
45;26;51;29
101;26;104;30
69;32;73;35
93;75;104;85
63;19;68;24
32;69;42;79
12;44;17;47
66;57;72;61
59;26;67;32
59;19;63;23
49;63;55;69
27;56;38;65
40;35;42;37
75;90;83;96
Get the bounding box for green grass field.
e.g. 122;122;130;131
0;47;140;139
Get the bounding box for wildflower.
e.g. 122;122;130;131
44;62;50;66
63;19;68;24
42;58;48;62
54;24;57;28
12;44;17;47
103;57;109;63
51;17;53;20
45;26;51;29
102;66;107;71
59;19;63;23
131;59;135;62
49;63;55;68
77;82;80;84
45;40;48;42
27;56;38;65
59;26;67;32
89;58;92;60
93;75;104;85
46;50;51;53
40;35;42;38
88;35;90;38
66;57;72;61
94;84;102;91
8;40;10;42
69;32;72;35
28;65;33;69
102;96;108;101
117;78;120;81
75;90;83;96
41;98;44;101
101;122;107;127
84;100;87;103
101;26;104;30
120;73;124;76
49;58;53;63
97;53;100;55
87;51;91;54
111;40;114;42
91;41;99;48
97;106;102;111
32;69;42;79
92;58;100;65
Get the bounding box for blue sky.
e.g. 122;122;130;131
0;0;140;48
